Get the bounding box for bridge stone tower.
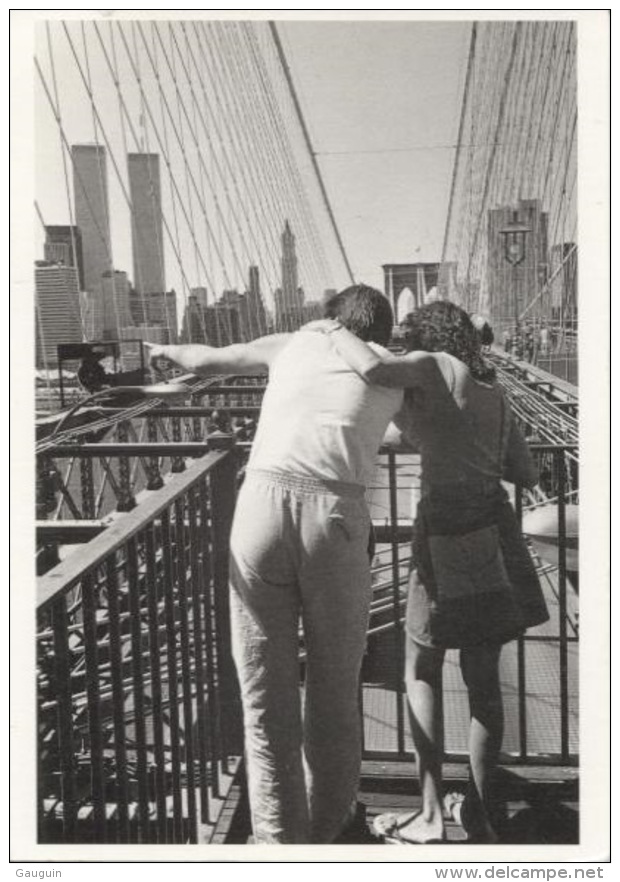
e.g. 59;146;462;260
383;262;441;324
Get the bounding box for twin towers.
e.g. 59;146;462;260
72;145;165;303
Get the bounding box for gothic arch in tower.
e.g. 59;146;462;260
383;262;441;321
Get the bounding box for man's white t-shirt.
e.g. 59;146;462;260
248;331;403;488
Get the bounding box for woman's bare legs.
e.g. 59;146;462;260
391;635;446;842
459;643;504;841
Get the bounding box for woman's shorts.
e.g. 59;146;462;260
406;483;549;650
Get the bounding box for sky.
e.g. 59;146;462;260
279;20;471;289
31;15;471;298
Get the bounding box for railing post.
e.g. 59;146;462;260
171;416;186;473
191;392;203;442
145;416;164;491
208;435;244;759
115;421;136;512
36;455;58;518
514;481;528;761
80;456;96;518
81;572;107;842
49;598;77;842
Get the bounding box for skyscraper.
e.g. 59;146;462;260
35;261;83;367
275;221;304;331
44;225;84;290
281;220;300;303
190;286;209;308
128;153;165;297
243;265;267;339
72;144;112;296
129;290;178;343
549;243;578;324
100;270;133;340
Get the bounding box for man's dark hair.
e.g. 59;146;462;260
323;284;393;347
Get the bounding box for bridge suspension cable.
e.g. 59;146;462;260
35;19;353;362
440;21;577;353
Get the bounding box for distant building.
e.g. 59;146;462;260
119;325;166;369
129;290;178;343
302;301;323;322
128;153;166;298
486;199;549;329
205;303;241;345
82;270;132;341
181;296;239;345
383;263;440;323
436;262;458;303
190;286;209;308
244;265;268;339
275;221;305;331
35;261;83;367
182;277;268;346
455;280;481;315
72;144;112;296
44;225;84;290
549;243;578;325
282;221;298;295
181;295;207;344
103;271;133;340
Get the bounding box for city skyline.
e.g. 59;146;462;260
30;17;584;364
37;136;580;362
34;19;473;302
39;122;345;358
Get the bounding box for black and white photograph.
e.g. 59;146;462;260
10;8;610;865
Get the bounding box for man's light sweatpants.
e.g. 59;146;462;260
229;469;372;844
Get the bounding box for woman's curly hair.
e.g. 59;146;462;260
400;301;496;383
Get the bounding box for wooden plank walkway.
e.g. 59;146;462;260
216;760;579;845
361;638;578;758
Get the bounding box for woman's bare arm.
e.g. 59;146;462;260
304;319;442;390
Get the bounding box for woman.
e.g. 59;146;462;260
313;301;549;844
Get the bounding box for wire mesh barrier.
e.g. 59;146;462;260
36;449;242;844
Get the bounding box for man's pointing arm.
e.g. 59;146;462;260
144;334;292;377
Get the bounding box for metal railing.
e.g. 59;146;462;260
36;447;242;844
36;399;263;531
35;376;578;846
360;444;578;766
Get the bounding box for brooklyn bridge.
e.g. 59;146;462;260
18;14;601;851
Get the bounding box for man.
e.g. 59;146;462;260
146;285;405;843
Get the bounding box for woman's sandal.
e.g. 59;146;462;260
443;792;499;844
372;811;446;845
